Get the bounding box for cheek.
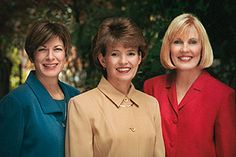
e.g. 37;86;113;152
106;57;117;66
33;55;43;64
193;47;202;57
170;44;179;52
62;57;66;63
132;56;142;66
59;54;67;62
170;46;178;58
170;51;176;62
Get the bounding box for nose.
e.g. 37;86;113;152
46;49;55;60
181;43;190;53
119;54;128;65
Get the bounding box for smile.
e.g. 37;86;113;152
178;56;192;61
116;67;131;73
43;63;58;68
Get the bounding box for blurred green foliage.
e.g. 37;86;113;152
0;0;235;97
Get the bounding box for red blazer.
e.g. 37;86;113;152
144;71;236;157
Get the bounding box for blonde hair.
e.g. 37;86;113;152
160;13;213;69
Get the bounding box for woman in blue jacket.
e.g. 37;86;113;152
0;20;80;157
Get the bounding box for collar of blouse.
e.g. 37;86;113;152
97;76;140;108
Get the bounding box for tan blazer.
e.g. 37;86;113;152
65;77;165;157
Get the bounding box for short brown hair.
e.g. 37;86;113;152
160;13;213;69
25;20;71;62
92;17;148;73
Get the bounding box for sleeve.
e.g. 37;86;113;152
65;98;93;157
153;99;165;157
215;90;236;157
0;95;24;157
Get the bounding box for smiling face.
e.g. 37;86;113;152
98;42;141;86
170;26;202;72
33;36;66;80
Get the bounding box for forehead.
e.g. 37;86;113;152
174;25;199;39
107;41;138;50
42;36;64;46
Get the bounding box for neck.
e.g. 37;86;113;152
174;69;202;104
109;79;131;95
175;69;202;88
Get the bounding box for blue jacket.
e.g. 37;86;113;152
0;71;80;157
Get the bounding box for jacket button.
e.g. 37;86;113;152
170;142;174;147
130;128;136;132
124;97;129;102
173;118;178;124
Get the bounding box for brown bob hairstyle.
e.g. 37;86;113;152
91;17;148;76
160;13;213;69
25;20;71;62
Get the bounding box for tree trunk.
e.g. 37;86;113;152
0;56;12;99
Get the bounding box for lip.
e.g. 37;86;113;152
43;63;58;68
116;67;131;73
178;56;193;61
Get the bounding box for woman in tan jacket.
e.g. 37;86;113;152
65;17;165;157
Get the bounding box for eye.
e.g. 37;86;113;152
54;48;63;52
189;39;198;44
110;51;119;56
173;39;183;44
127;51;138;56
36;47;47;52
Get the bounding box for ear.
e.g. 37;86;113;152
98;53;106;68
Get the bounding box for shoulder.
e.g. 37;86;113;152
200;73;235;104
68;88;102;116
133;90;160;116
204;73;234;94
144;74;168;87
59;81;80;97
0;83;33;112
135;90;158;103
69;88;100;107
143;74;169;94
1;83;34;103
133;90;159;111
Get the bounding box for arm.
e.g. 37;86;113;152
65;98;93;157
215;90;236;157
153;99;165;157
0;95;24;157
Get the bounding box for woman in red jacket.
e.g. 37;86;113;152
144;13;236;157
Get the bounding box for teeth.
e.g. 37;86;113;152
179;56;191;61
43;63;57;67
117;67;130;72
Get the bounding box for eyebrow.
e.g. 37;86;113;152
189;38;199;40
54;45;64;47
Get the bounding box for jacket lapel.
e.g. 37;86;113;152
178;71;208;110
26;71;62;114
166;73;179;115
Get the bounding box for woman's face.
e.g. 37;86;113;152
33;36;66;80
170;26;202;72
98;42;141;85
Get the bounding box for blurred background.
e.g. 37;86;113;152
0;0;235;98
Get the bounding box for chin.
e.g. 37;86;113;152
42;71;61;78
117;76;134;82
